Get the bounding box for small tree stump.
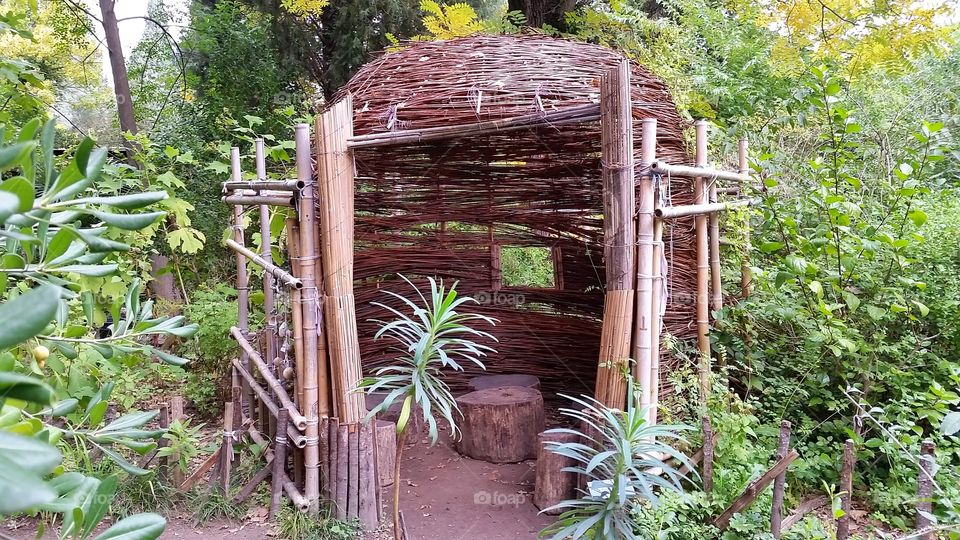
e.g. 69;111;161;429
457;386;544;463
376;420;397;487
534;431;579;513
468;374;540;392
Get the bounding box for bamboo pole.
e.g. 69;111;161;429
640;118;659;426
225;240;302;289
311;138;331;419
230;327;308;430
223;194;295;207
285;218;305;409
738;138;752;298
594;58;635;411
694;122;711;401
771;420;792;538
231;148;253;421
230;359;307;448
708;131;722;316
294;123;322;513
223;179;303;191
346;103;600;148
270;409;290;520
256;140;279;425
655;198;757;219
317;96;366;423
650;161;752;183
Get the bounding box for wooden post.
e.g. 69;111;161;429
157;404;169;481
694;121;711;402
702;415;714;494
294;124;322;514
738;138;752;298
594;58;635;410
645;118;661;426
916;439;936;539
169;396;186;487
231;147;253;421
270;409;289;520
316;97;365;423
837;439;856;540
220;401;234;495
771;420;792;538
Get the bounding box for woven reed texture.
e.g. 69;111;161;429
332;34;697;400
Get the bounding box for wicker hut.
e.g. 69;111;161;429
337;34;698;403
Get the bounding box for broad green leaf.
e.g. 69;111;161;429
0;371;54;404
0;453;56;513
942;412;960;437
150;348;188;367
0;430;60;474
0;191;20;224
0;177;34;212
90;211;166;231
93;512;166;540
71;192;168;210
0;141;37;172
0;285;61;349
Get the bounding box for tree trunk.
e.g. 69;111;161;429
98;0;138;151
507;0;579;30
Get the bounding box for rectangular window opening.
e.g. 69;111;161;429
500;246;556;288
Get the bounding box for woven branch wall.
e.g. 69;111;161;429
335;34;698;400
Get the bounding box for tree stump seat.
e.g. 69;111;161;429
456;386;545;463
467;374;541;392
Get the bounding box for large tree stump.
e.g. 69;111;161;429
456;386;544;463
468;374;540;392
375;420;397;487
534;431;579;513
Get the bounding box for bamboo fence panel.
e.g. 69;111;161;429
316;96;366;424
594;59;635;410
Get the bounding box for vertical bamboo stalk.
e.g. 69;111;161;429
285;218;305;408
256;138;278;390
220;401;234;495
316;96;366;423
594;58;635;410
738;138;752;298
310;143;331;420
707;124;722;314
231;147;253;421
917;439;936;539
837;439;856;540
294;124;322;514
771;420;792;538
270;409;289;520
701;415;714;494
642;118;660;426
694;122;711;402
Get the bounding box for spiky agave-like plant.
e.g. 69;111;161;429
357;275;496;540
539;374;696;540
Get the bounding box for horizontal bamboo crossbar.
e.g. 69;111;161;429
223;194;295;207
222;179;304;192
225;239;302;289
346;103;601;149
651;161;752;183
230;327;308;429
231;359;307;447
655;198;758;219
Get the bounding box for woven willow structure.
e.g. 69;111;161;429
338;35;698;400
